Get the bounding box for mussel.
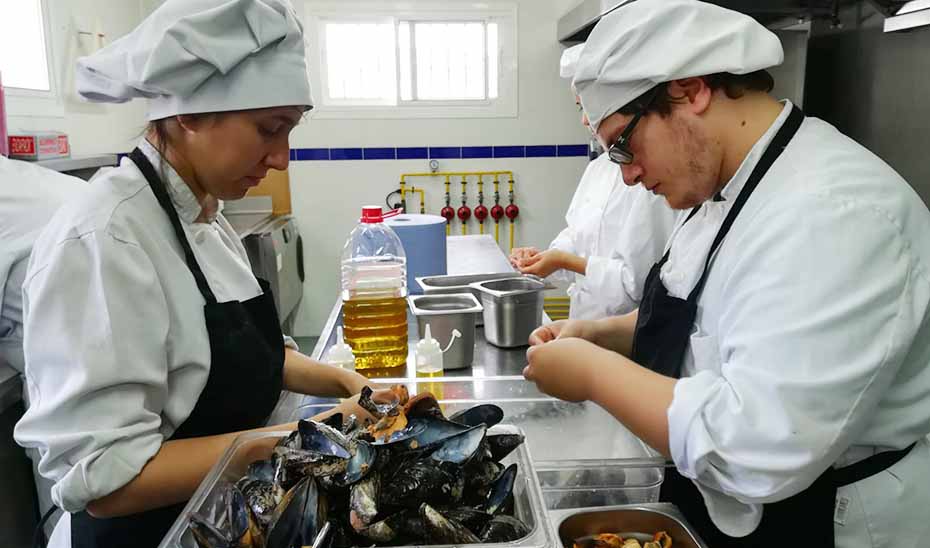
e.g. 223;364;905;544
190;484;261;548
420;503;481;544
265;476;326;548
481;463;517;515
429;424;487;465
480;515;531;542
382;460;464;508
348;473;379;531
449;404;504;428
486;433;525;462
188;393;532;548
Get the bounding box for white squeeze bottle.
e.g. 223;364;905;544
415;324;443;375
415;324;462;376
324;326;356;371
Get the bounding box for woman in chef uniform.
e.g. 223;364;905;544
510;45;677;319
523;1;930;546
14;1;382;547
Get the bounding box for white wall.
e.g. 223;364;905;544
290;0;590;336
5;0;148;155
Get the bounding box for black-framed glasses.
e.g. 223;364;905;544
606;86;661;166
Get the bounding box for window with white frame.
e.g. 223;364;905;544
306;2;517;118
0;0;52;91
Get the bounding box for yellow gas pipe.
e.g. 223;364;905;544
460;178;469;235
399;180;407;212
408;186;426;213
507;176;517;251
476;176;486;234
399;171;516;244
492;177;501;244
442;177;452;235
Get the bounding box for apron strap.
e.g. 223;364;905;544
832;442;916;487
655;204;704;267
687;106;805;303
128;148;218;304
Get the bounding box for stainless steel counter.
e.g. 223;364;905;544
269;235;667;507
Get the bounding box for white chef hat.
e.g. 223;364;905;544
75;0;313;121
573;0;783;131
559;44;585;79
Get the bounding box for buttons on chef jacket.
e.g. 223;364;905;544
194;231;207;245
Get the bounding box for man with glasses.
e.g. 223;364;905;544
510;45;677;320
522;0;930;546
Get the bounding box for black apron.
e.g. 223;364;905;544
69;148;285;548
631;106;914;547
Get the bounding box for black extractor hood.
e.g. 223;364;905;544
557;0;922;42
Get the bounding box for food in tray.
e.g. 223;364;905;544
189;385;529;548
574;532;672;548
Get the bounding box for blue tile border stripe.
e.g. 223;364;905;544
287;144;588;161
525;145;557;157
493;146;525;158
396;147;428;159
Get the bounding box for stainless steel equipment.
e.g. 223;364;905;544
417;272;521;326
472;277;553;348
240;215;304;334
552;504;708;548
225;197;304;334
159;425;554;548
408;293;483;370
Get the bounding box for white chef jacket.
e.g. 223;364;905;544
0;157;86;372
549;153;677;319
14;139;296;531
662;101;930;545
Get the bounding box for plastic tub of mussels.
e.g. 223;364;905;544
159;409;553;548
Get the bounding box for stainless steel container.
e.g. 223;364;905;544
471;277;552;348
416;272;521;326
551;504;709;548
408;293;483;370
159;425;554;548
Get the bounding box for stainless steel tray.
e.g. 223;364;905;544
417;273;522;326
550;504;708;548
159;425;554;548
417;272;523;293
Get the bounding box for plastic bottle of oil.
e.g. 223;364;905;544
341;206;408;370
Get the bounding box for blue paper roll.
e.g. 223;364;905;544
385;214;447;295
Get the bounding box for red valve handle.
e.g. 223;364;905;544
505;203;520;221
490;204;505;221
457;205;472;221
474;204;489;222
440;206;456;223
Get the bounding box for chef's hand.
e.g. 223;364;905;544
528;319;599;345
524;338;601;402
517;249;568;278
509;246;540;268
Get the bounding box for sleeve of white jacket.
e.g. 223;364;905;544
15;232;170;512
668;190;928;504
546;227;578;284
578;190;677;315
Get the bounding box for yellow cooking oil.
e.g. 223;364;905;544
415;376;445;402
342;295;408;370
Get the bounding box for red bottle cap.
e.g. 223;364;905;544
360;206;384;223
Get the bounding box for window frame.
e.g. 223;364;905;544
2;0;64;118
305;1;518;119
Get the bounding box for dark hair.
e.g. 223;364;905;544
618;70;776;117
144;114;215;180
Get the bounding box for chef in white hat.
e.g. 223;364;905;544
523;0;930;546
13;2;388;547
511;44;677;319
